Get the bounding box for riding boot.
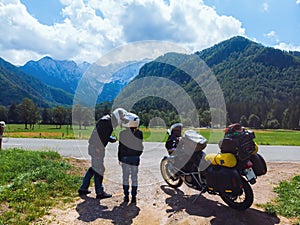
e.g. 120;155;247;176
123;185;129;201
131;186;137;204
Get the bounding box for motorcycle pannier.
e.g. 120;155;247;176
183;130;207;152
206;165;242;194
250;153;267;176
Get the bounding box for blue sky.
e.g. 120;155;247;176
20;0;65;25
0;0;299;65
204;0;300;46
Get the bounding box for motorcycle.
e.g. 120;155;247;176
160;128;267;210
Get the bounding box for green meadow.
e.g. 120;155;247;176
0;149;82;224
2;124;300;146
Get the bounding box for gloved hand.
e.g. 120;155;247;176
109;136;117;143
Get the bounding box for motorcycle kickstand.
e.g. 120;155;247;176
191;178;207;203
192;188;206;203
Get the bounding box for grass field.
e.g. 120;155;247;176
2;124;300;146
0;149;82;225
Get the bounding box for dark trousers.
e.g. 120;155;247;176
79;167;104;195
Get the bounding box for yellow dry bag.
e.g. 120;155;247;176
205;153;237;168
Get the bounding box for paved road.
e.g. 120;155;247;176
2;138;300;162
2;138;299;186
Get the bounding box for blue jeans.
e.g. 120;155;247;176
79;167;104;195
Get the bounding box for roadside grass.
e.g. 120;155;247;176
261;175;300;225
254;129;300;146
5;124;76;139
0;148;82;225
3;124;300;146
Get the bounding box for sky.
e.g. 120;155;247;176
0;0;299;66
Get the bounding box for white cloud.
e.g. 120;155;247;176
265;31;276;37
264;30;279;42
0;0;245;65
262;2;269;12
297;0;300;4
263;31;300;53
275;42;300;52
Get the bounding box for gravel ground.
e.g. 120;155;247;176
34;160;300;225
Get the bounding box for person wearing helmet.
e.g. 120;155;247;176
78;108;128;199
0;121;5;137
0;121;5;150
165;123;183;155
118;112;143;204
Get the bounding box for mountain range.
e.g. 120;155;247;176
0;55;147;107
0;57;73;107
0;36;299;127
20;56;88;94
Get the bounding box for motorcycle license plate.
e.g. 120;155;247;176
244;168;256;181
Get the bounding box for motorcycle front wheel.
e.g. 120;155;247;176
220;177;254;210
160;157;183;188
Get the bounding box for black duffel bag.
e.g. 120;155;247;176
219;137;239;154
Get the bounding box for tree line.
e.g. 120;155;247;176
0;98;112;130
0;98;299;130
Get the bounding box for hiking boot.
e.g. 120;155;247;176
131;196;136;204
123;195;129;202
78;189;91;195
96;192;112;199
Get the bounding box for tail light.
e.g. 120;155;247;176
243;160;253;169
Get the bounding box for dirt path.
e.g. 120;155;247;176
35;161;300;225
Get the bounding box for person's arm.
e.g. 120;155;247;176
165;134;179;150
118;132;123;162
134;130;144;155
96;117;113;147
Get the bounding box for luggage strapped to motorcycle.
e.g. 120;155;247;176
219;125;256;161
206;165;242;195
182;130;207;152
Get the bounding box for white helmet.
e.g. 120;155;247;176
167;123;183;135
0;121;6;127
112;108;128;125
122;112;140;128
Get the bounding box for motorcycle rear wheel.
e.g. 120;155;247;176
160;158;183;188
220;177;254;210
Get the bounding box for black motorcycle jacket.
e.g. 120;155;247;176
89;114;114;149
118;128;143;165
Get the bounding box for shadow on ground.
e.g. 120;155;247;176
76;195;140;225
160;185;280;225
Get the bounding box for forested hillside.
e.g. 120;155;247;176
0;58;73;107
129;36;300;129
